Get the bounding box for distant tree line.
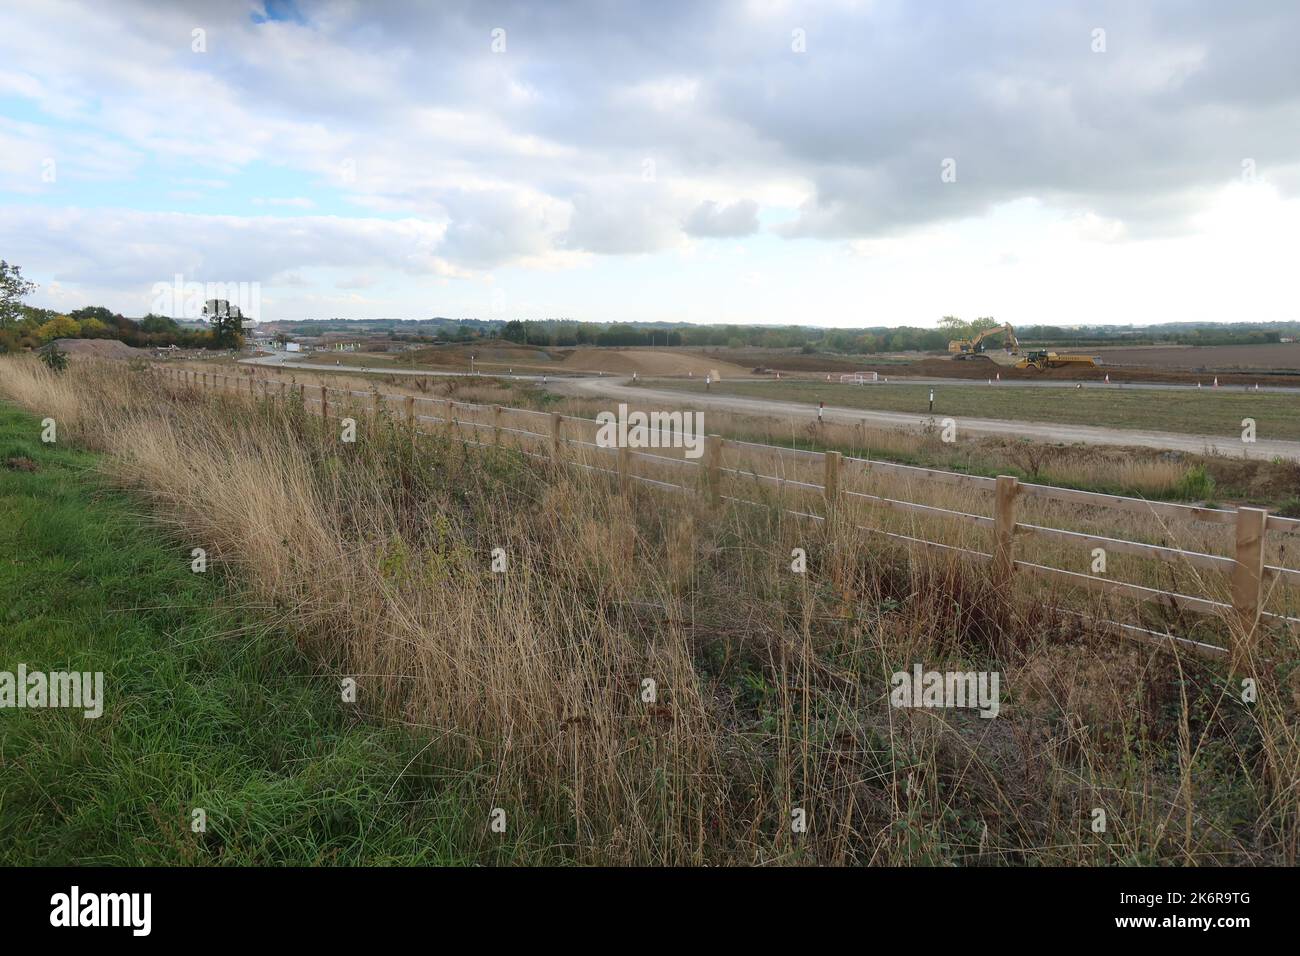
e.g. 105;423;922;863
0;262;244;353
3;260;1295;358
498;319;957;353
0;304;240;353
1015;325;1285;347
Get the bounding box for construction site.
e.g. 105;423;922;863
947;323;1099;371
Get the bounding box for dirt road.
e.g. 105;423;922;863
556;376;1300;462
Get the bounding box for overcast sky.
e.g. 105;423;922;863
2;0;1298;326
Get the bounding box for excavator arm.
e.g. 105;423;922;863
949;323;1019;356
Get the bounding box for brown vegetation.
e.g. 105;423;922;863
4;355;1296;865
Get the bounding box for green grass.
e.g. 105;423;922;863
0;401;547;865
639;378;1300;442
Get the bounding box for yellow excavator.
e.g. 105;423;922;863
948;323;1021;358
948;322;1097;369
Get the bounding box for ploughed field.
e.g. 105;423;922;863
287;340;1300;388
1089;342;1300;370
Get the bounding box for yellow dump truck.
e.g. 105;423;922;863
1014;350;1098;370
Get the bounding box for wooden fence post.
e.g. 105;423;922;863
994;475;1020;584
1230;506;1268;666
320;385;328;424
618;445;631;495
404;396;415;429
493;405;502;445
372;391;382;418
824;451;841;511
550;412;562;460
705;434;722;505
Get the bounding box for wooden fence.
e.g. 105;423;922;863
161;365;1300;663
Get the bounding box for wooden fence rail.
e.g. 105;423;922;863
161;365;1300;662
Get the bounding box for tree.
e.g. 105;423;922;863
140;314;180;334
203;300;245;349
37;314;81;343
937;315;1000;343
0;260;38;331
69;306;116;324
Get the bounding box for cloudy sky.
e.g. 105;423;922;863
2;0;1298;327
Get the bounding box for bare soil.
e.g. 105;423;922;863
1090;342;1300;369
51;338;149;359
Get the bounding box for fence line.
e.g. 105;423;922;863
160;365;1300;661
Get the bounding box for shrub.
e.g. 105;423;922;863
37;343;68;373
1173;463;1215;500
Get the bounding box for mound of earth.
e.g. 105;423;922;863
50;338;148;358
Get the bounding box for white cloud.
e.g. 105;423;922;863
683;199;760;238
2;0;1300;324
252;197;317;208
0;205;461;298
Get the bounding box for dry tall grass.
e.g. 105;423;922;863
3;355;1297;865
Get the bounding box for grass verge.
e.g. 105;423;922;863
0;400;544;865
